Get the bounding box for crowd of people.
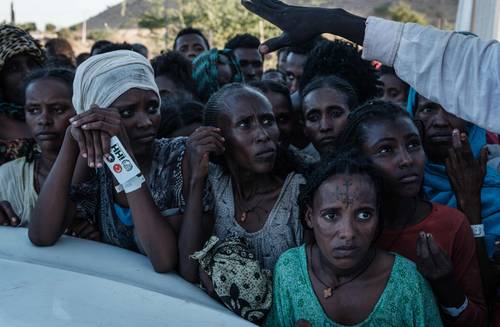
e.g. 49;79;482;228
1;0;500;325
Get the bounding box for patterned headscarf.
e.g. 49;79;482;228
192;48;243;102
0;25;44;120
0;24;44;73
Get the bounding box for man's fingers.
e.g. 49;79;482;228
241;0;280;22
260;33;290;54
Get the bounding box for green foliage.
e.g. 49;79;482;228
138;12;166;30
45;23;57;32
57;28;72;40
380;1;429;25
17;22;37;32
164;0;281;49
87;29;111;41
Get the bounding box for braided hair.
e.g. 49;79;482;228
336;100;415;152
299;149;384;238
301;75;359;112
300;40;381;103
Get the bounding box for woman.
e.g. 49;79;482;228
179;83;304;323
0;25;44;165
0;67;92;237
379;65;408;107
29;50;181;273
151;51;197;100
408;90;500;260
336;100;487;326
192;48;243;102
301;75;359;160
266;151;442;326
157;98;202;138
249;80;294;148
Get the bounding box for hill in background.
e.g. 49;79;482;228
83;0;458;31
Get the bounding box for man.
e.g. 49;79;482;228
284;46;308;93
173;27;210;61
225;33;263;82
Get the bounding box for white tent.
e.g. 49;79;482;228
455;0;500;39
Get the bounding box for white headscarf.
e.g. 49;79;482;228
72;50;159;114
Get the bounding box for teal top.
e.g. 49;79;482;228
265;245;443;327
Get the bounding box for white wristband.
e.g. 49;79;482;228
441;297;469;317
471;224;485;238
115;174;145;194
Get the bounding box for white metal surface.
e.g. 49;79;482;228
0;227;255;327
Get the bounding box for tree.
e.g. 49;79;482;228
17;22;37;32
138;0;167;32
164;0;280;48
386;2;429;25
45;23;57;32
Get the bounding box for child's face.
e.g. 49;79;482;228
360;117;425;198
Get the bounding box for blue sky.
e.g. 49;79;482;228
0;0;122;29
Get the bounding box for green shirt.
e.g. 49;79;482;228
265;245;443;327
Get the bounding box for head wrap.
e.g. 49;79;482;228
0;24;43;74
0;25;44;120
72;50;159;114
192;48;243;102
407;88;500;258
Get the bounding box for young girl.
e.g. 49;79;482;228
301;75;359;159
29;50;181;273
266;151;442;326
336;100;487;326
179;83;304;323
191;49;243;102
0;67;88;235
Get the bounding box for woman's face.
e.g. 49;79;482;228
218;91;280;174
361;117;425;198
0;54;41;105
415;96;469;164
303;87;350;156
380;73;407;105
306;173;379;272
111;88;160;158
216;54;234;86
25;78;75;153
264;90;293;147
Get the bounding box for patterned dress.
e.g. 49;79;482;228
207;164;305;272
265;245;443;327
70;138;185;252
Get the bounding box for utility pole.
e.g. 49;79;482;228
82;20;87;44
10;1;15;25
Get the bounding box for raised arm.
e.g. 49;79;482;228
28;127;88;246
242;0;500;134
178;127;224;282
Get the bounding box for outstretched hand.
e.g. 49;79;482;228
445;129;487;224
241;0;366;53
415;231;454;281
